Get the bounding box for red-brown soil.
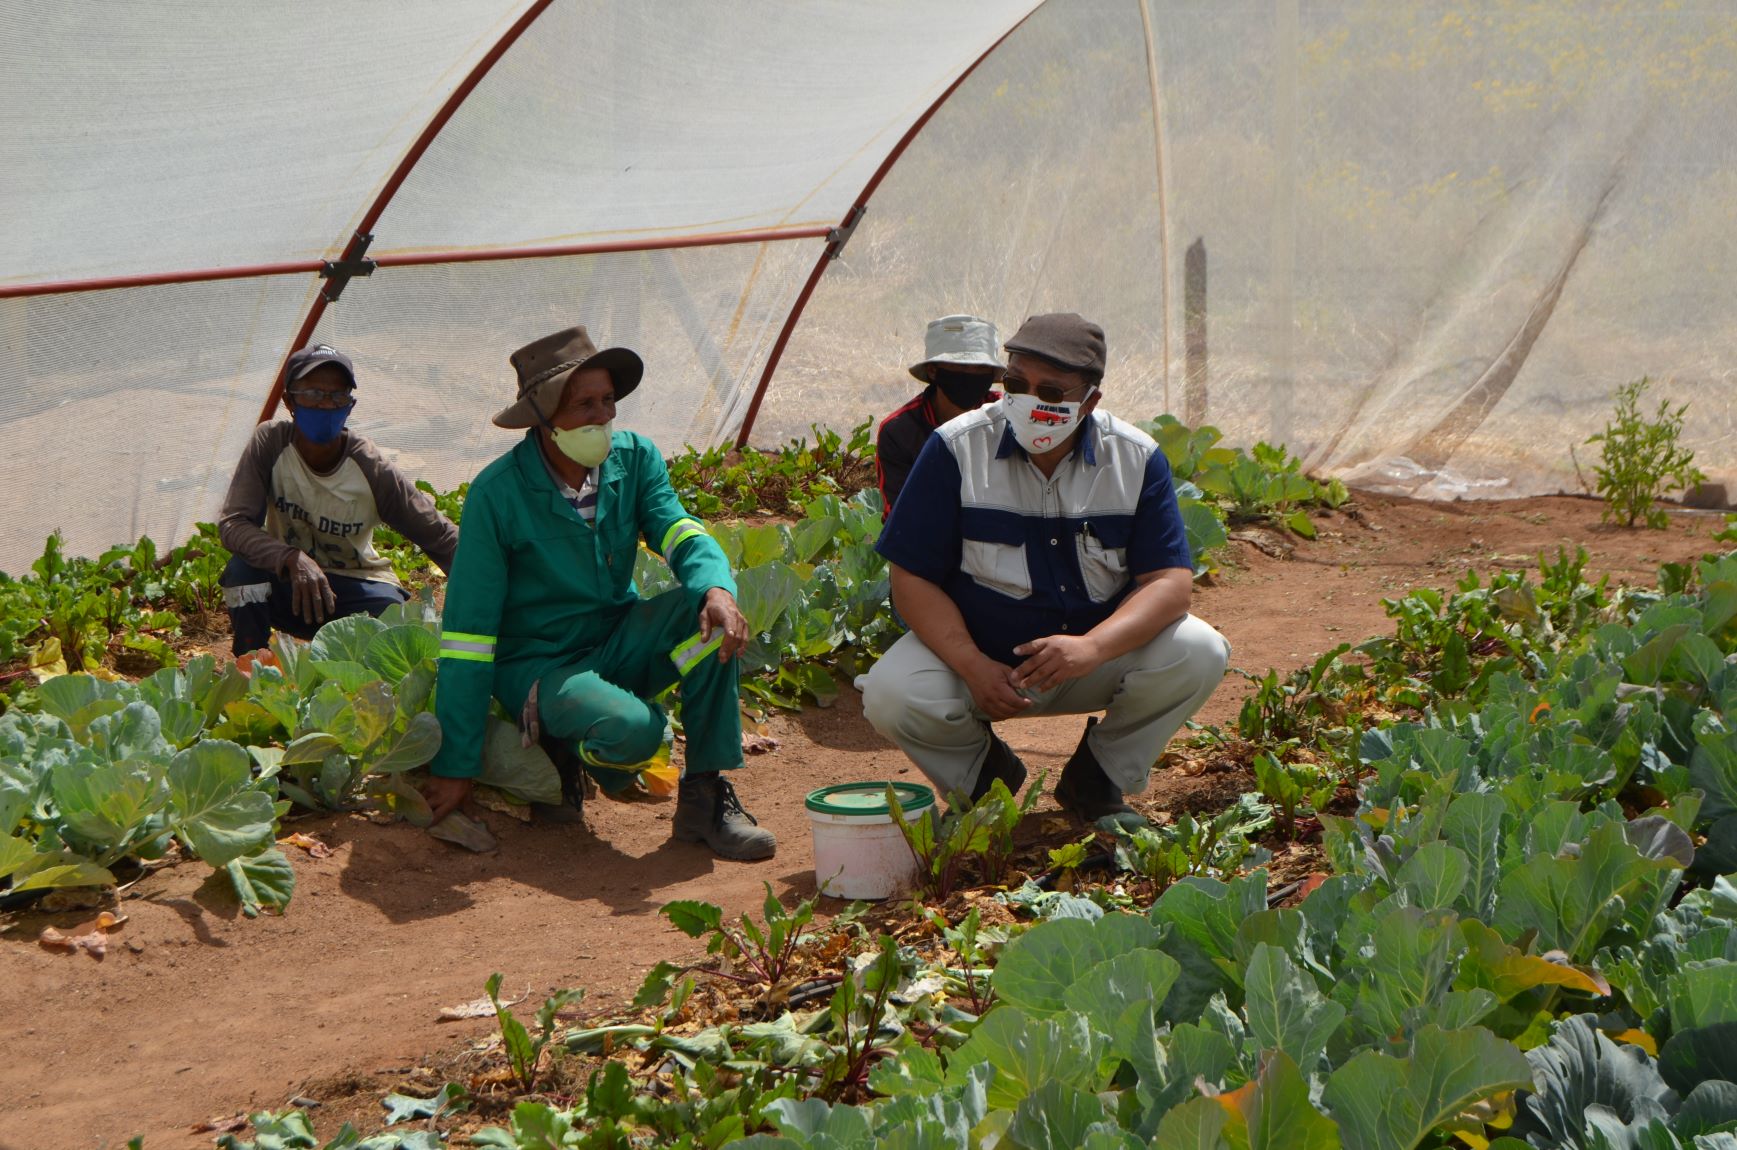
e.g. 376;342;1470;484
0;493;1722;1150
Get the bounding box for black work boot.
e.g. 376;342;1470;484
1053;718;1143;829
531;736;588;826
968;730;1029;805
672;773;777;860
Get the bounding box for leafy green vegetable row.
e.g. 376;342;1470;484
210;544;1737;1149
454;550;1737;1148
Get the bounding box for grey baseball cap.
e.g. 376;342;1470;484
907;314;1004;383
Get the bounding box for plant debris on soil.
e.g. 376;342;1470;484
0;491;1724;1149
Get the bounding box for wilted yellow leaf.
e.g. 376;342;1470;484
1608;1028;1658;1055
277;832;332;858
29;638;66;681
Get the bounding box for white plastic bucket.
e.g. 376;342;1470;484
805;781;936;900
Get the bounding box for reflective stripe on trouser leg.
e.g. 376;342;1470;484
666;626;743;775
222;583;272;608
1035;614;1232;794
860;631;995;799
223;585;276;657
574;720;673;793
669;630;723;676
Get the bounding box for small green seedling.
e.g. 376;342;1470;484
485;972;584;1092
661;882;817;988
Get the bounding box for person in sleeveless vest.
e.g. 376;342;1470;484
863;313;1231;827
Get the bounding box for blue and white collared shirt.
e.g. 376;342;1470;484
875;403;1192;667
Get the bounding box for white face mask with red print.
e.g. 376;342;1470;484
1002;390;1092;455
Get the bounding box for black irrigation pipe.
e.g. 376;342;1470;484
0;885;48;911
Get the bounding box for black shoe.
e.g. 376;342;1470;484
968;730;1029;804
673;773;777;860
540;735;588;817
1053;718;1143;828
530;801;587;826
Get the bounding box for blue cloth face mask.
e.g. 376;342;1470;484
292;405;350;445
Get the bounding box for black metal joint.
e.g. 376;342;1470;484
319;231;377;302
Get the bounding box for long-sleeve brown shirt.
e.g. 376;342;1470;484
217;421;458;584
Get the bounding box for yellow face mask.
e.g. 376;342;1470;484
551;422;612;468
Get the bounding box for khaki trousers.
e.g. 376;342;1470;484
862;613;1231;797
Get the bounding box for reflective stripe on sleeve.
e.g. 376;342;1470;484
669;629;724;676
658;518;708;557
440;631;496;663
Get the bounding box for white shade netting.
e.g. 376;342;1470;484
769;0;1171;447
0;1;543;283
0;281;318;568
373;0;1039;251
773;1;1737;504
302;242;825;490
4;0;1737;573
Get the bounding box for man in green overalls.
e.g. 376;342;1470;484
421;326;776;861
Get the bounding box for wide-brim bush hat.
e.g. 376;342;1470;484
907;314;1004;383
493;325;644;429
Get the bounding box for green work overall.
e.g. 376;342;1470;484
430;431;741;782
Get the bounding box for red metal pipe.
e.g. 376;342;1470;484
734;5;1047;449
0;224;835;302
0;259;325;299
373;225;834;268
260;0;562;422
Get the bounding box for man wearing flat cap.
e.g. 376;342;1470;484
875;314;1004;517
420;326;775;860
218;343;458;656
863;313;1230;826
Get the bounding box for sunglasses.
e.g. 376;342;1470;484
285;387;356;410
1002;375;1093;404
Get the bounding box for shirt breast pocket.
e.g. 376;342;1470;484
961;538;1032;600
1075;527;1129;602
604;534;637;577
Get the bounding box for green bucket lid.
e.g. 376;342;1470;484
805;781;935;817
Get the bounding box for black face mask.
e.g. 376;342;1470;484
933;368;994;411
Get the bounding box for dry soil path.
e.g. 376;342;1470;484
0;494;1719;1150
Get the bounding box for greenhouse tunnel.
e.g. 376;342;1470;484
4;0;1736;571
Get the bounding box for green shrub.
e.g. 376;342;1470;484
1586;376;1705;529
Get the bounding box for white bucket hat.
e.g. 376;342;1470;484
907;314;1004;383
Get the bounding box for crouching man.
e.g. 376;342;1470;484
217;344;457;656
420;326;775;860
862;313;1230;826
